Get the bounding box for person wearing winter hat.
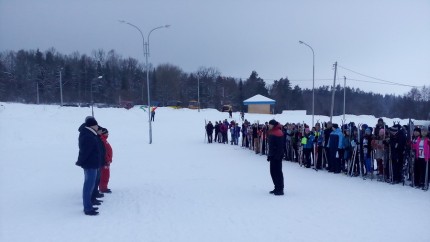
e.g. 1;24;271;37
206;121;214;143
389;124;401;133
302;127;315;168
85;116;98;127
411;127;429;188
99;127;113;193
76;116;101;216
91;126;106;204
372;129;385;177
328;123;344;173
313;123;324;170
413;127;421;136
362;127;374;177
267;119;285;195
323;122;333;170
387;124;406;183
374;118;387;139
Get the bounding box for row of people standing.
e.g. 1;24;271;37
206;119;269;154
206;119;241;145
282;118;430;188
206;116;430;191
75;116;113;216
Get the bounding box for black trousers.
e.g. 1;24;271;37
303;148;312;167
316;146;323;169
270;159;284;191
414;158;426;186
393;155;403;182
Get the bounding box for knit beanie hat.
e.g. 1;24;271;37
101;127;108;134
365;127;371;134
85;116;98;127
269;119;278;126
389;125;399;132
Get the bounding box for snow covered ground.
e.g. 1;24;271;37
0;103;429;242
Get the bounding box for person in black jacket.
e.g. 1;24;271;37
206;121;214;143
323;121;333;170
214;121;220;143
76;116;102;216
388;124;406;183
267;119;285;196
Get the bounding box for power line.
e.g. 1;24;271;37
337;65;421;88
291;77;418;88
224;74;421;88
346;78;417;87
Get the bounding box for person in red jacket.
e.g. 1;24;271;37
267;119;285;196
99;127;113;193
151;106;158;122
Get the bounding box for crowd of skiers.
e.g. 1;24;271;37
206;117;430;190
75;116;114;216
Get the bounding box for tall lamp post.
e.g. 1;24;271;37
91;75;103;117
119;20;170;144
299;40;315;128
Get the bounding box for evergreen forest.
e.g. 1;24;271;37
1;48;429;120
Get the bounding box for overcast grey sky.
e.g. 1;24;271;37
1;0;429;95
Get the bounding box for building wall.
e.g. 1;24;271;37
247;104;271;114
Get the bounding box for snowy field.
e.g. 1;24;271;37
0;102;429;242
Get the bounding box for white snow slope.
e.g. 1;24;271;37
0;103;429;242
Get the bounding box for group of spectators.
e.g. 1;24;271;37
205;119;242;145
206;116;430;190
75;116;113;216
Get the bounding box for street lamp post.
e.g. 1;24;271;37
146;25;170;144
91;75;103;117
119;20;170;144
299;40;315;128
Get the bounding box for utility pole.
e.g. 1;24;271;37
59;69;63;106
197;74;200;112
36;82;40;104
343;76;346;121
330;62;337;122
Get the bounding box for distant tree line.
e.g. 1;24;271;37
0;48;429;120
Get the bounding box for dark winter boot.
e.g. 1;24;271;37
101;189;112;194
92;199;103;206
273;190;284;196
84;210;99;216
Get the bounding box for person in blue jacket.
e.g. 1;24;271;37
76;116;102;216
328;123;344;173
301;127;315;168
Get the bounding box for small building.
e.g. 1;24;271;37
243;94;275;114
